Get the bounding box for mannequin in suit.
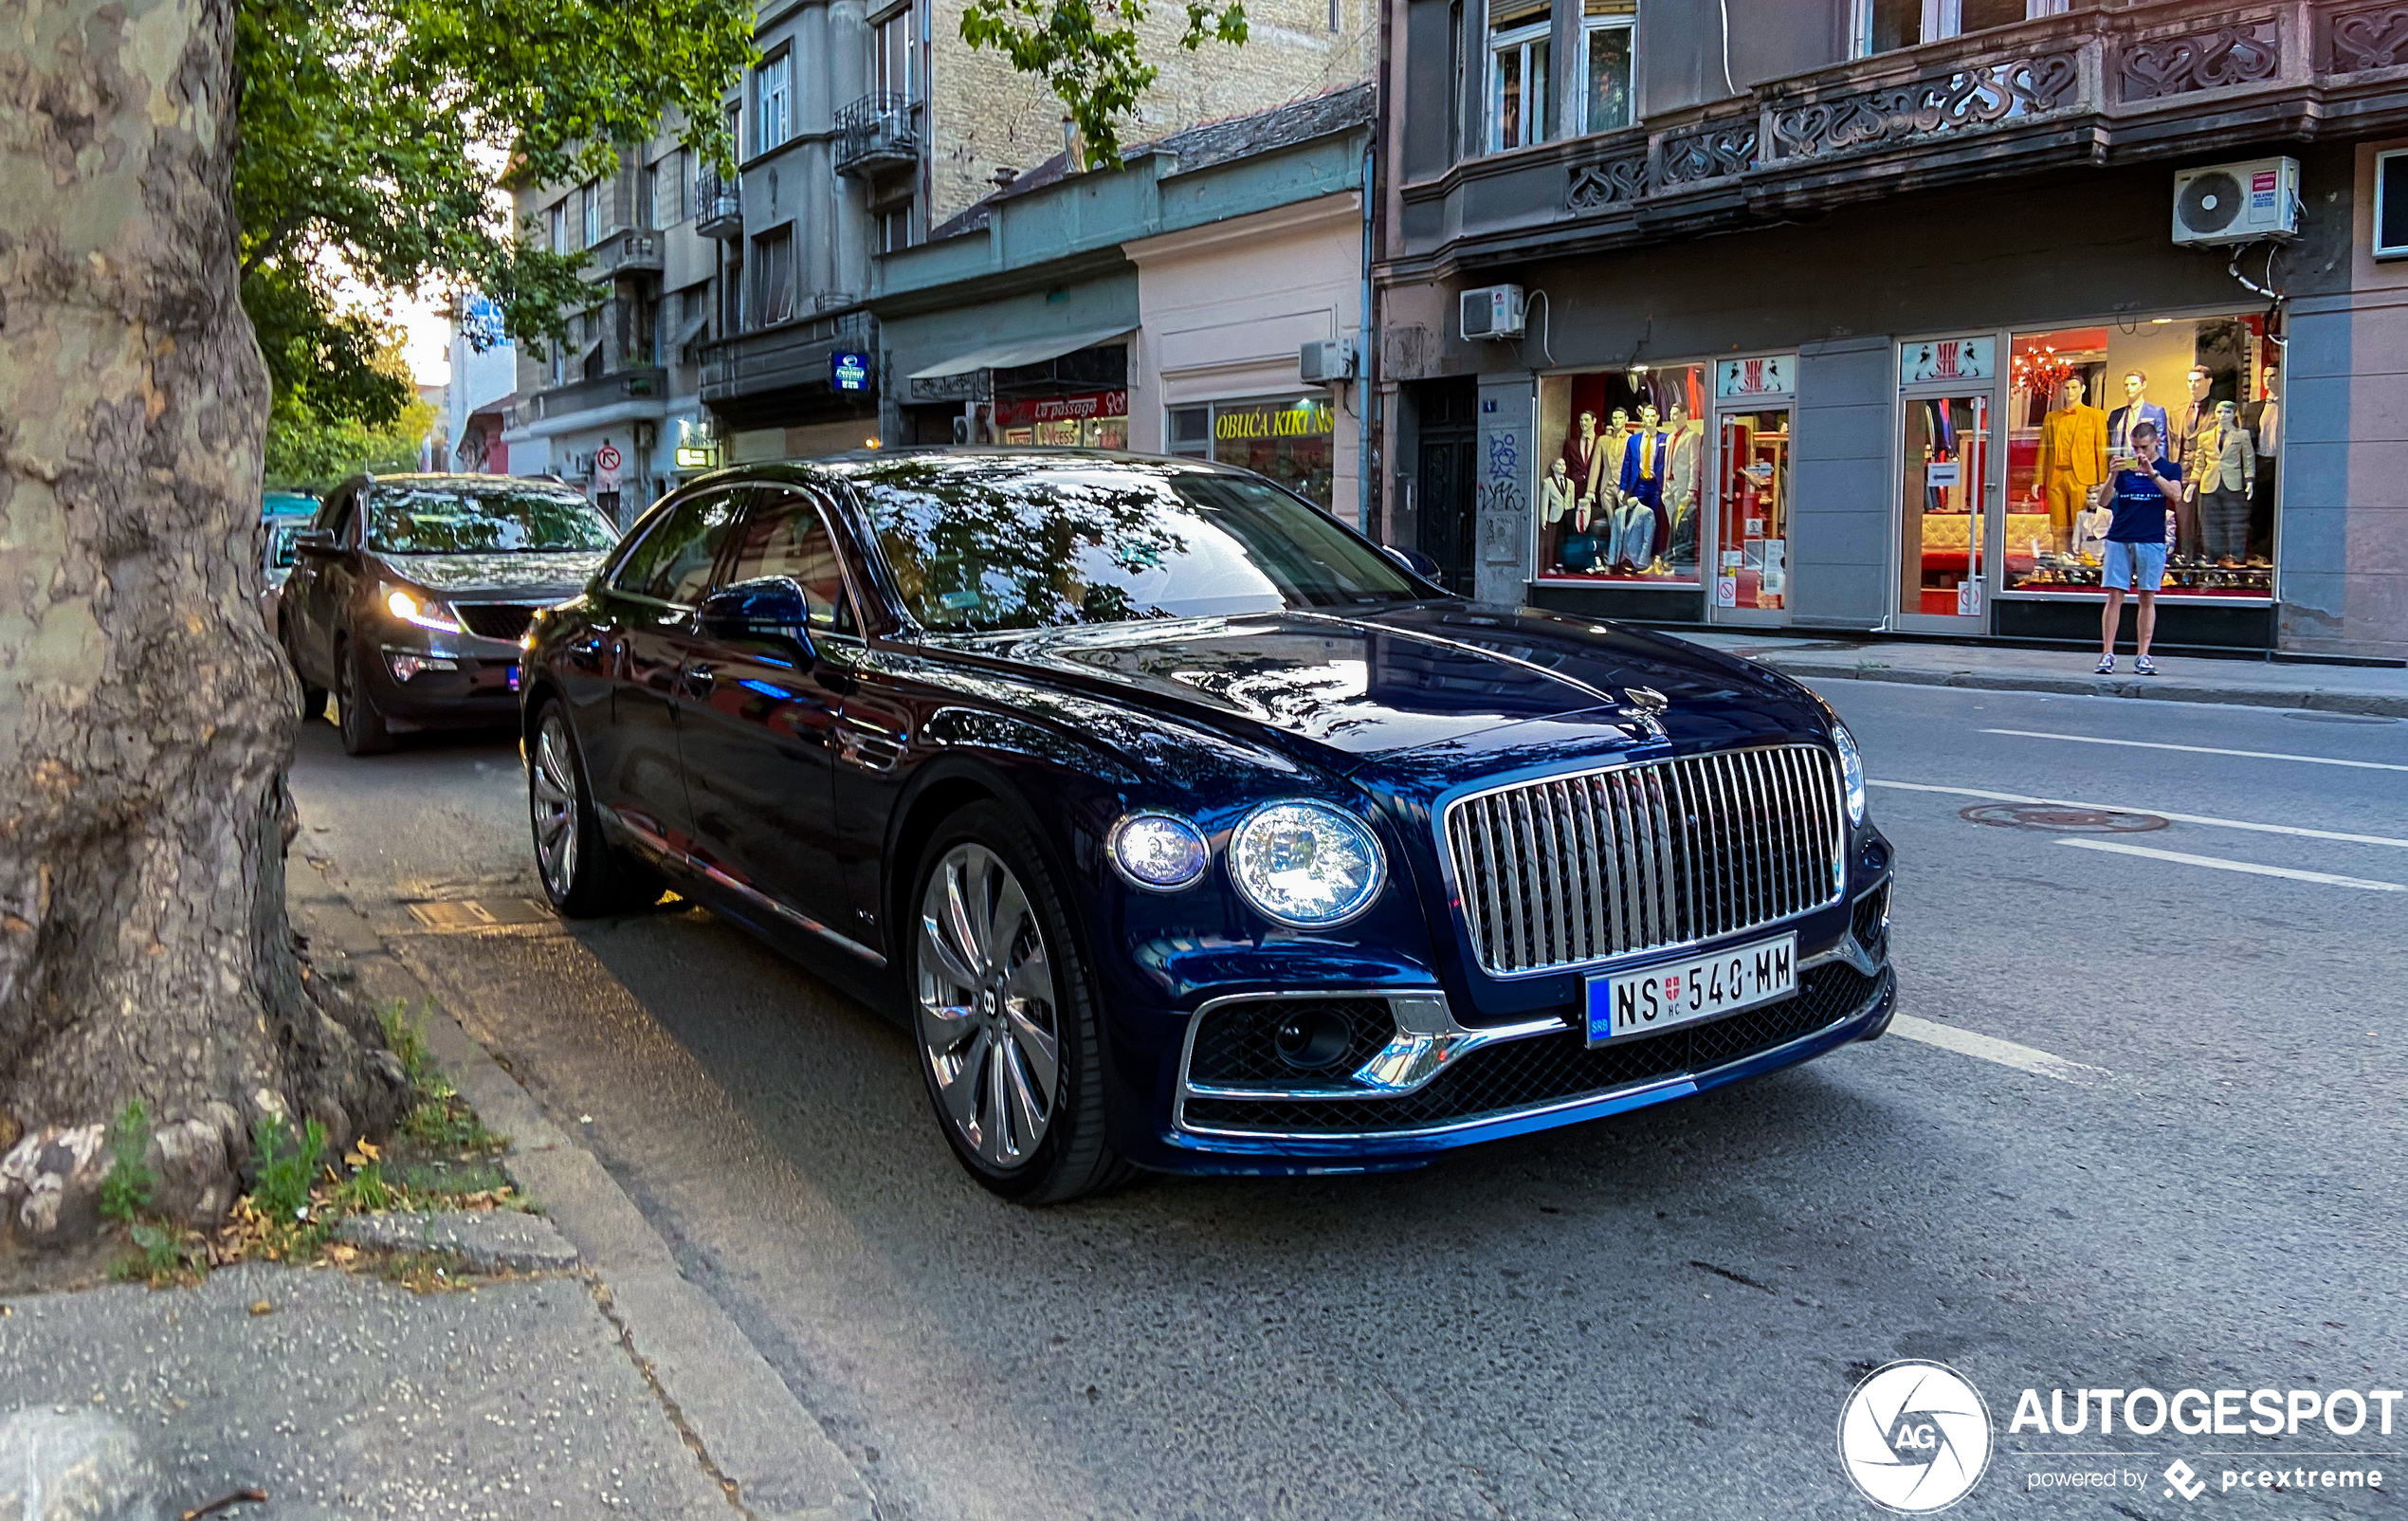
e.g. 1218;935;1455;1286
1561;410;1605;525
1619;402;1671;561
1664;400;1703;563
2033;375;2107;546
2107;370;2169;463
2193;399;2257;562
2242;360;2280;561
2167;366;2214;473
1541;454;1578;527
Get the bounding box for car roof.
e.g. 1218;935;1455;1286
709;447;1268;491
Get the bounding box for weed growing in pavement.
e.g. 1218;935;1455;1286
98;1099;155;1224
249;1114;327;1223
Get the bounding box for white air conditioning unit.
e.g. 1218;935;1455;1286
1460;284;1526;340
1299;339;1358;383
2172;156;2299;247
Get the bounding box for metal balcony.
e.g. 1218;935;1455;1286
696;167;742;239
835;93;921;178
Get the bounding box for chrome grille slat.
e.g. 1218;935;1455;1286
1445;744;1850;977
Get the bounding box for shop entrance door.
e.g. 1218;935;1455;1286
1414;379;1479;595
1709;406;1792;623
1894;392;1993;629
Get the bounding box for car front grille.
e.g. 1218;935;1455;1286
454;603;539;642
1445;744;1847;977
1178;962;1884;1137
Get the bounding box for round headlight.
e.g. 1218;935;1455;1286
1108;812;1211;891
1229;801;1386;928
1833;724;1867;826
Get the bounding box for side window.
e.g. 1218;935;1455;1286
727;492;857;634
611;491;745;604
318;487;356;544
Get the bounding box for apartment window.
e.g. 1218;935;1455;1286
751;228;795;326
639;163;659;229
756;53;792;155
580;181;600;247
1487;3;1550;154
547;202;567;255
1855;0;2062;54
875;6;920;100
879;206;914;253
653;148;686;226
1578;1;1635;135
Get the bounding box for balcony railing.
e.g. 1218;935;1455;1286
696;167;741;239
516;368;668;429
700;310;875;403
835;93;921;177
581;228;664;282
1409;0;2408;263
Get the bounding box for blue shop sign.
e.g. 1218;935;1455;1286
831;351;872;393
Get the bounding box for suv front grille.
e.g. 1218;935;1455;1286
455;603;538;642
1446;744;1846;977
1178;962;1882;1137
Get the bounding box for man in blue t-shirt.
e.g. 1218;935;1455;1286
2091;418;2183;675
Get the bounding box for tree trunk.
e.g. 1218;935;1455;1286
0;0;404;1239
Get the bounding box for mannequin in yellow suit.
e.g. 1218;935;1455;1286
2032;375;2107;549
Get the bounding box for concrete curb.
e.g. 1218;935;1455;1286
333;1208;581;1273
397;947;880;1521
1758;656;2408;718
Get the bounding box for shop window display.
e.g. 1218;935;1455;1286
2007;315;2273;598
1715;410;1789;610
995;390;1129;449
1535;365;1706;586
1167;396;1337;509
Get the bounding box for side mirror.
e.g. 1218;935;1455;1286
697;577;817;658
1383;544;1443;582
293;527;336;556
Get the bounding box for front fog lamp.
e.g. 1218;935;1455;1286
1230;801;1385;928
1833;724;1867;826
384;586;461;633
1108;813;1211;891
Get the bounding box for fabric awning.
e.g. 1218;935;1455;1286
905;324;1134;381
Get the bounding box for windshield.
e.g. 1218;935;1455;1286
367;487;617;555
853;457;1426;633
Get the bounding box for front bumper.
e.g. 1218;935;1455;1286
356;631;525;729
1126;875;1895;1174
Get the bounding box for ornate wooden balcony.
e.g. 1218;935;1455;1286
1395;0;2408;272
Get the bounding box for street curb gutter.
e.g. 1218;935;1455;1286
1759;657;2408;718
395;943;879;1521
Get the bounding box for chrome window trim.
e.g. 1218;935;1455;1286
1437;742;1849;980
1175;962;1889;1145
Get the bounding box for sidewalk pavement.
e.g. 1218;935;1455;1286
1668;631;2408;717
0;871;877;1521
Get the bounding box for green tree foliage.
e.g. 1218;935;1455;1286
235;0;757;426
958;0;1249;168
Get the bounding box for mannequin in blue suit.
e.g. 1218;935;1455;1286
2107;369;2169;462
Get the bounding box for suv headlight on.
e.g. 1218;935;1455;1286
383;585;462;634
1229;801;1385;927
1108;812;1211;891
1833;724;1867;826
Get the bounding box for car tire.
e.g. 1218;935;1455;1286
908;801;1134;1204
528;700;662;917
281;619;327;721
335;637;394;756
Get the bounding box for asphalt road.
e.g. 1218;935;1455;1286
287;677;2408;1520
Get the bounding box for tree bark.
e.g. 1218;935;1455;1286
0;0;404;1237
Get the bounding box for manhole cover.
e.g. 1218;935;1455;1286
1959;803;2169;834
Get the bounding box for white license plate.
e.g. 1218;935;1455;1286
1584;932;1797;1047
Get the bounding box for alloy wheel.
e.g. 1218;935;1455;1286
531;711;580;895
916;843;1061;1171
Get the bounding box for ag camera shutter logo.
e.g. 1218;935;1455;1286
1838;1360;1995;1512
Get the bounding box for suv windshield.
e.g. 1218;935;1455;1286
852;457;1425;633
367;486;617;555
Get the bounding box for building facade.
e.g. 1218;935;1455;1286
873;87;1376;513
442;294;519;475
1375;0;2408;659
702;0;1377;467
503;117;721;524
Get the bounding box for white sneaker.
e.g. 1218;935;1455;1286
2095;655;2115;674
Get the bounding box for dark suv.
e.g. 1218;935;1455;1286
279;474;620;754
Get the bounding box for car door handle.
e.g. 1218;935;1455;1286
682;664;717;698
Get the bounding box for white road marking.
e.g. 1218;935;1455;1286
1978;727;2408;773
2053;837;2408;891
1889;1016;2107;1084
1869;779;2408;851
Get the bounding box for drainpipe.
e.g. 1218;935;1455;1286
1358;134;1376;536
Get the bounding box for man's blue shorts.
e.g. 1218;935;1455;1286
2103;540;2167;592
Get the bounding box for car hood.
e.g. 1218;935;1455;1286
939;603;1817;776
371;550;607;599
